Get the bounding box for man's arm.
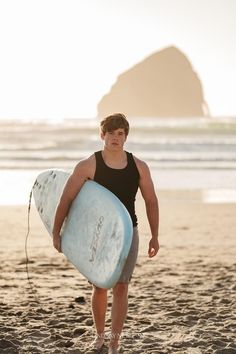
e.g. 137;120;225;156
52;157;94;252
136;158;159;258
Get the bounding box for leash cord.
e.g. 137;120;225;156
25;187;40;303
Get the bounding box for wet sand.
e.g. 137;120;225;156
0;190;235;353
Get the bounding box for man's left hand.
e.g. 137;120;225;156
148;238;159;258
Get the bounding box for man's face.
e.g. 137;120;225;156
101;128;127;150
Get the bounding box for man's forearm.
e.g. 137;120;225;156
53;199;72;237
145;197;159;238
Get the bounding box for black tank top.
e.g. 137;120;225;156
94;151;140;226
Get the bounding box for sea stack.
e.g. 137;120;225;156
97;46;209;118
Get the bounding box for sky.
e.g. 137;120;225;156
0;0;235;120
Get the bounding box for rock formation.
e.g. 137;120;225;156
97;46;209;118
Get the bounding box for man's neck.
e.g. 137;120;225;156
103;147;125;159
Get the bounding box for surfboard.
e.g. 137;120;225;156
32;169;133;289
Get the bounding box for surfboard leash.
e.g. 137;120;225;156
25;186;40;303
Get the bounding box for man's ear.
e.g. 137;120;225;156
100;132;105;140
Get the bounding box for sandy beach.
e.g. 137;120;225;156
0;189;235;354
0;0;236;351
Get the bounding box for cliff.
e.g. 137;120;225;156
97;46;209;118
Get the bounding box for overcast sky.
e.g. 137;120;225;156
0;0;235;119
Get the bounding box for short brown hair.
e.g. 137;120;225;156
100;113;129;136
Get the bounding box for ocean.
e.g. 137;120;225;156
0;117;236;204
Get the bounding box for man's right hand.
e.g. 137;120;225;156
53;234;62;253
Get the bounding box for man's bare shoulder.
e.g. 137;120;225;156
133;155;150;174
75;153;95;167
73;153;96;179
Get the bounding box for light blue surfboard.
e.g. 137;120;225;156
32;169;133;289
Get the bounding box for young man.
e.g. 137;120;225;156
53;113;159;354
